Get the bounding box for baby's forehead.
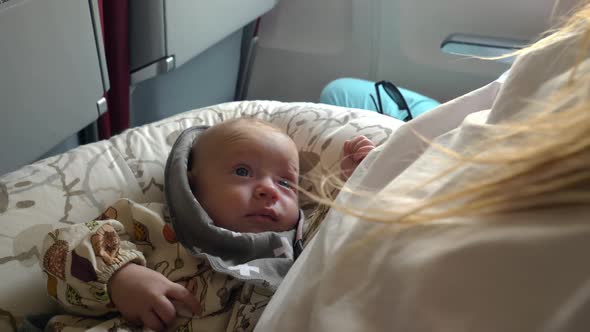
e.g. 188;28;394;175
220;123;264;143
207;121;294;148
192;122;297;163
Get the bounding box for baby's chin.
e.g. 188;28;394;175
214;219;296;234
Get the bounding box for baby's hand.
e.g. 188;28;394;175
340;135;376;180
109;263;201;331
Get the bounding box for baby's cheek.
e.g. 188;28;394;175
200;192;229;219
288;200;300;225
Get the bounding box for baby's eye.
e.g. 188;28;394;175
235;167;250;177
278;180;292;189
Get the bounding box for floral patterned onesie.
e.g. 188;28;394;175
41;198;292;332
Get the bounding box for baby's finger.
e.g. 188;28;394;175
352;152;369;163
141;310;165;332
340;167;354;181
352;135;368;142
167;283;202;316
357;145;375;153
357;137;375;149
359;137;375;147
349;136;365;151
153;296;177;325
343;140;352;155
352;146;375;162
353;136;374;152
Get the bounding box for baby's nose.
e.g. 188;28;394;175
255;180;279;202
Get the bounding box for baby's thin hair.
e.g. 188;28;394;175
216;117;284;133
218;117;286;142
187;117;289;172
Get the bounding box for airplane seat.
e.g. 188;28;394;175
0;0;109;175
128;0;279;85
0;0;281;176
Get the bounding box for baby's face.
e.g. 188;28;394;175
189;126;300;233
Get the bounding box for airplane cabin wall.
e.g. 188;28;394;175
246;0;583;104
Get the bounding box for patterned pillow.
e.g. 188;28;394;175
0;100;402;329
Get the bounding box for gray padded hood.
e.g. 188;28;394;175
164;125;304;290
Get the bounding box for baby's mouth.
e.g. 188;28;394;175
246;210;278;222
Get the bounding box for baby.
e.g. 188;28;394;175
186;118;301;234
41;118;375;332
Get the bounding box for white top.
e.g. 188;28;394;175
254;30;590;332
